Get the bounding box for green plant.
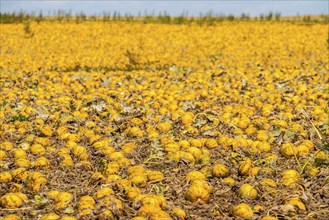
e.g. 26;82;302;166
9;114;29;122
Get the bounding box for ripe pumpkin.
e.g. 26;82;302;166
0;172;13;183
147;170;164;182
238;158;253;176
171;207;186;220
186;171;206;182
285;197;306;211
185;180;211;204
233;203;254;219
0;192;27;208
280;143;298;157
281;169;300;187
213;164;230;178
40;213;60;220
32;157;51;170
239;184;258;199
2;214;22;220
129;173;148;187
95;187;115;199
205;138;218;149
30;144;46;156
26;172;47;192
78;195;95;210
138;204;163;216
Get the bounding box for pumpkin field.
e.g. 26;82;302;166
0;17;329;219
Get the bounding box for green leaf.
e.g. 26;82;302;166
285;130;295;137
231;152;239;158
34;195;49;204
63;206;75;214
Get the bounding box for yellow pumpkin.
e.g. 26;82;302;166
30;144;46;156
179;140;190;149
103;162;120;176
181;113;194;125
32;157;51;170
238;158;253;175
249;167;261;176
179;151;196;163
61;216;77;220
78;195;95;210
315;151;329;163
54;192;73;210
300;140;314;151
97;209;116;219
285;197;306;211
205;138;218;149
41;125;53;137
253;205;263;212
95;187;115;199
157;121;172;132
147;170;164;182
40;213;60;220
14;158;31;168
195;165;211;178
129;173;148;187
0;192;27;208
297;144;310;156
304;165;320;178
261;216;278;220
128;165;145;175
185;180;211;204
187;147;202;161
239;184;258;199
131;217;147;220
0;141;14;151
138;204;162;216
9;183;23;192
0;150;8;160
135;195;166;209
150;210;172;220
260;178;277;191
2;214;22;220
72;145;87;156
122;143;136;154
125;187;142;201
280;143;298;157
164;143;180;153
0;172;13;183
281;170;300;187
128;126;144;137
11;168;29;181
213;164;229;178
47;190;60;199
60;155;74;168
110;151;125;161
186;170;206;182
12;149;27;159
222;177;235;187
26;172;47;192
171;207;186;220
257;142;271;152
100;146;116;157
233;203;254;219
256;130;269;141
189;139;203;148
106;174;122;183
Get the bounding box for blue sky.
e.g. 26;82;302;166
1;1;328;16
